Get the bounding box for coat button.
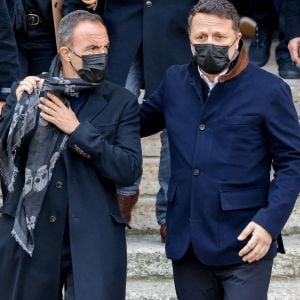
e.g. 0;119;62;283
146;0;152;7
193;169;200;176
199;124;206;131
49;215;57;223
55;181;63;189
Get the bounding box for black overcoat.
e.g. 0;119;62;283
0;79;142;300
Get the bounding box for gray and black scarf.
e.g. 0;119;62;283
0;55;99;256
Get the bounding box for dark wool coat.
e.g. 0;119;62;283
0;79;142;300
140;46;300;266
63;0;197;96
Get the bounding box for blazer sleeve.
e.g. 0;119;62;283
67;97;142;186
252;81;300;238
140;81;166;137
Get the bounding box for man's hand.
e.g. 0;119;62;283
38;92;80;135
238;221;273;263
16;76;44;101
288;37;300;65
0;101;5;115
81;0;97;10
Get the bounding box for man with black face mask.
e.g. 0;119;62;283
0;10;142;300
140;0;300;299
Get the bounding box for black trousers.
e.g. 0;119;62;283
172;246;273;300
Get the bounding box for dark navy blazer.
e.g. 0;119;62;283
140;58;300;266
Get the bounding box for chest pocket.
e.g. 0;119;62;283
213;115;264;163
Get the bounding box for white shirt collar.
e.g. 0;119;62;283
198;67;228;91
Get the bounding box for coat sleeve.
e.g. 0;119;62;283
0;82;18;125
140;81;166;137
284;0;300;40
252;81;300;238
67;97;142;186
0;0;20;100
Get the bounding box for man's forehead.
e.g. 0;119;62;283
191;13;235;32
73;21;108;39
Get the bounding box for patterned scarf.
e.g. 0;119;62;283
0;55;99;256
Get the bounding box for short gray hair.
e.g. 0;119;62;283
57;10;105;49
188;0;240;33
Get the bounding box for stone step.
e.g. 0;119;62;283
130;195;300;236
126;234;300;279
126;277;300;300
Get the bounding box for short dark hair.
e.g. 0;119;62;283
57;10;105;49
187;0;240;33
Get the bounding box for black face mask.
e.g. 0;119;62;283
70;51;108;83
193;41;235;74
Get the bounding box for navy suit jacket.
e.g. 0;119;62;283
140;48;300;266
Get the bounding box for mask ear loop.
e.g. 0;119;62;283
229;38;238;49
67;48;83;74
68;48;82;59
228;38;240;65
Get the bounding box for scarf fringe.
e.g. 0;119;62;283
11;229;33;257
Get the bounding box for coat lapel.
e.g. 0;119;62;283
77;84;109;122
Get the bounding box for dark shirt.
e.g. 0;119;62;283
69;92;89;115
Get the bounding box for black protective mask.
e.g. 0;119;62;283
193;43;233;74
70;51;108;83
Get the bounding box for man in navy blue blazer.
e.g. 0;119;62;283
140;0;300;299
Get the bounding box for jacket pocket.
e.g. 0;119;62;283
167;181;177;203
220;188;267;211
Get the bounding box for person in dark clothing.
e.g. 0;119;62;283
248;0;300;78
140;0;300;298
0;0;21;201
285;0;300;65
0;0;20;113
8;0;58;78
0;10;142;300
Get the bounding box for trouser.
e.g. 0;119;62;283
172;246;273;300
246;0;291;65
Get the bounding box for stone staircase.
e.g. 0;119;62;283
126;41;300;299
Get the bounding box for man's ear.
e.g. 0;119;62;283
236;32;242;50
60;47;71;62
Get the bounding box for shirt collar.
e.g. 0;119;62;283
198;67;229;90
